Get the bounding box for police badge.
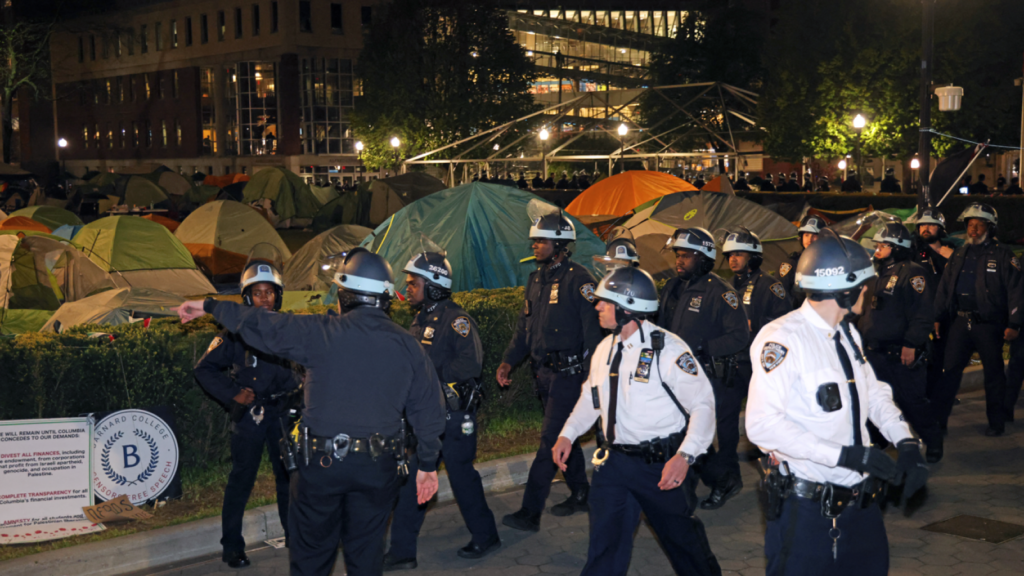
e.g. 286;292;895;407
770;283;786;300
1013;257;1021;271
424;327;435;339
452;317;471;337
676;352;698;375
910;276;926;294
688;296;703;312
580;283;596;303
206;336;223;352
779;263;792;277
722;291;739;309
760;342;788;373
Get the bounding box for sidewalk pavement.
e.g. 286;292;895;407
5;365;1022;576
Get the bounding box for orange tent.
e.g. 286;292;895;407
203;173;250;188
141;213;181;232
0;216;52;234
701;174;735;194
566;171;697;217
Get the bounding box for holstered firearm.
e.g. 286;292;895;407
695;349;739;388
278;417;298;473
396;418;410;480
758;456;793;521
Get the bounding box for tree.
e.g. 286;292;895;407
0;20;52;163
353;0;537;171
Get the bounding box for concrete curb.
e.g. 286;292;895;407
0;365;989;575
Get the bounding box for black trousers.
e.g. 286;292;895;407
522;367;588;513
700;365;749;488
931;316;1007;432
1005;338;1024;419
288;450;401;576
389;410;498;558
865;350;941;446
926;322;950;403
765;494;888;576
221;415;290;556
582;451;721;576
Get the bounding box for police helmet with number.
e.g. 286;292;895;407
915;207;946;229
529;212;576;241
595;266;659;315
872;222;912;249
403;251;453;300
241;243;285;310
722;228;763;270
667;227;716;260
330;247;396;310
796;229;875;307
798;215;825;235
958;203;997;228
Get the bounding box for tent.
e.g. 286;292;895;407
310;185;340;206
701;175;735;195
184;184;222;206
52;224;84;240
0;216;52;234
204;173;250;188
73;216;215;296
368;173;447;226
175;200;291;276
0;208;6;221
242;166;322;223
156;170;194;197
0;309;53;334
622;191;800;280
40;287;184;332
113;176;173;209
87;172;121;187
283;225;373;290
566;171;697;218
0;234;117;310
142;213;181;232
312;192;370;232
9;206;83;230
361;182;605;293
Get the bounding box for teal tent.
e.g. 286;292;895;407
360;182;605;293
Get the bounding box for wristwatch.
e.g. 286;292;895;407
679;451;697;465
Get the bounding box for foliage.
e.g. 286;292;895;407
353;0;537;170
0;20;53;163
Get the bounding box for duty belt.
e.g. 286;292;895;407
956;310;982;330
607;429;687;464
791;475;887;518
300;430;402;463
541;350;586;375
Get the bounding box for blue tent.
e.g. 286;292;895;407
360;182;605;293
52;224;84;240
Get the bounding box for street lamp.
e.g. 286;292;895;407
852;114;867;187
390;136;400;171
838;159;848;171
617;123;628;173
911;156;921;194
57;138;68;193
539;128;549;180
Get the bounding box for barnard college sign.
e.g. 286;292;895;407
92;409;180;505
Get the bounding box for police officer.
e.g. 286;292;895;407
778;172;800;192
725;228;790;336
517;173;529;189
194;252;300;569
532;172;544;189
879;167;901;193
817;176;832;192
746;230;929;576
779;215;825;306
932;203;1023;437
841;170;862;192
496;207;603;531
594;226;640;275
384;249;500;569
544;172;556;188
658;227;749;510
175;248;446;576
801;172;815;192
857;223;943;462
911;208;956;400
554;266;722;575
734;172;751;191
760;173;776;192
556;171;570;189
577;170;591;190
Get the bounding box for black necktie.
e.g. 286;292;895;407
606;341;624;445
833;331;863;446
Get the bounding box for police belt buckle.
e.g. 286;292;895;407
368;433;386;460
331;433;351;461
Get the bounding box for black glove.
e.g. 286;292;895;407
894;439;929;504
837;445;897;481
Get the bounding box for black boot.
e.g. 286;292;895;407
549;486;589;517
925;437;943;463
502;508;541;532
383;552;418;571
700;474;743;510
224;551;250;569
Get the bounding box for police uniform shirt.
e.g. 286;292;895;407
912;237;952;284
858;260;933;348
732;269;790;338
411;299;483;386
658;273;749;358
502;259;604;367
204;300;448;471
195;329;300;412
745;302;912;486
559;320;716;457
934;239;1024;329
777;251;802;298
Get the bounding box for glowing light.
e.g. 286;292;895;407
390;137;400;148
355;141;364;152
911;158;920;170
838;160;848;170
853;114;866;129
57;138;68;148
539;129;549;141
617;123;628;137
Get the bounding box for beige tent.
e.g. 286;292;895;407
41;287;184;332
0;234;117;310
175;200;291;276
283;224;372;290
368;173;447;226
156;171;194;197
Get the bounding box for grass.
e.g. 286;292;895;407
0;409;545;563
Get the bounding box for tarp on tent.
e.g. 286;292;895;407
312;192;370;232
0;234;117;310
52;224;84;240
283;225;373;290
142;213;181;232
41;287;184;332
361;182;606;293
566;171;697;218
0;309;53;334
242;167;322;223
175;200;291;276
0;216;52;233
114;175;172;209
622;191;800;280
701;174;735;195
310;185;340;206
368;173;447;226
72;216;215;296
9;206;83;230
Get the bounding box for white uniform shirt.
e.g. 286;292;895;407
560;320;716;457
746;300;913;487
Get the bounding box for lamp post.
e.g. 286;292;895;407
390;136;400;173
57;138;68;193
617;123;628;174
354;141;364;183
919;0;936;207
911;156;921;194
539;128;549;179
838;158;848;184
852;114;866;187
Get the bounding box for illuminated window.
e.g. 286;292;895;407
201;67;217;155
175;119;182;147
120;122;126;148
173;70;179;98
171;20;178;48
162;120;168;147
132;121;139;147
218;11;225;41
144;74;151;99
236;62;278;155
107;123;114;149
83;124;89;149
300;58;355;155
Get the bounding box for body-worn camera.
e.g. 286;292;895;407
816;383;842;412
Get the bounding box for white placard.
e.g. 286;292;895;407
0;418;103;544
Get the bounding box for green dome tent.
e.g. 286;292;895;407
114;175;173;209
310;184;340;206
368;172;447;226
312;191;371;232
0;233;117;311
283;224;373;290
361;182;605;294
73;216;215;296
242;166;322;223
9;206;84;230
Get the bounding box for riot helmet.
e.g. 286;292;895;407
593;226;640;277
722;227;763;271
915;207;946;228
872;222;913;263
958;203;997;228
796;229;875;309
798;215;825;235
402;235;453;303
323;247;396;312
667;227;717;278
595;266;659;332
240;243;285;310
528;199;576;242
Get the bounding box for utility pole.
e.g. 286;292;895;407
918;0;936;208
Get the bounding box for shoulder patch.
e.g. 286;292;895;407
580;282;596;303
206;336;223;353
676;352;699;375
452;317;471;337
910;276;926;294
770;282;786;300
779;262;792;277
722;291;739;309
1013;257;1021;271
760;342;788;373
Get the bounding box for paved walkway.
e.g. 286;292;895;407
154;388;1024;576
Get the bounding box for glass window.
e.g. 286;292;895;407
144;73;151;99
157;72;164;99
253;4;260;36
173;70;179;98
235;8;243;39
218;11;225;41
201;67;217;155
102;34;109;59
146;120;153;147
300;57;355;155
155;22;162;51
272;2;279;32
162;120;168;147
171;20;178;48
175;119;182;147
185;17;193;46
299;1;312;32
130;74;136;101
141;25;148;53
94;124;100;148
115;33;121;57
201;14;209;44
331;4;343;34
107;123;114;149
90;35;96;60
105;80;112;104
126;28;134;55
83;124;89;149
78;37;84;62
361;6;371;26
235;61;278;155
132;121;139;147
224;65;239;154
116;77;123;102
120;122;126;148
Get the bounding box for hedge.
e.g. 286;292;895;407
0;288;540;469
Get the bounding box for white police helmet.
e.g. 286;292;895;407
667;227;717;260
958;203;997;227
